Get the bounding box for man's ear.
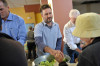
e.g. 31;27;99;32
7;6;9;9
41;13;43;17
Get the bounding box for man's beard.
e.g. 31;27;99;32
45;17;52;23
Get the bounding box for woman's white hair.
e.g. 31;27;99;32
69;9;80;18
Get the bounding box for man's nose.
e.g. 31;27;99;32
48;14;51;17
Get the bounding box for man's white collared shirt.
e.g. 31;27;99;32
63;21;80;50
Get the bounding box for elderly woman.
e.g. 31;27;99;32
57;13;100;66
72;13;100;66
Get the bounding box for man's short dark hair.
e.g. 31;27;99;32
0;0;8;6
40;4;51;13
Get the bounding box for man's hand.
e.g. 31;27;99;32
54;50;64;63
44;46;64;63
50;50;64;63
80;44;84;48
75;48;82;53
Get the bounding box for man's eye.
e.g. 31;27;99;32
0;8;3;11
45;13;48;15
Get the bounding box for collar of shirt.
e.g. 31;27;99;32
42;21;56;26
6;12;13;21
67;20;75;28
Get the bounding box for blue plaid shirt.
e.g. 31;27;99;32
2;12;27;45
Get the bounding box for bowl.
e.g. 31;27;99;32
34;54;71;66
34;54;55;65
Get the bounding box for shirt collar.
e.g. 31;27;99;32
69;20;75;27
7;12;13;21
42;21;56;26
42;21;47;25
67;20;75;28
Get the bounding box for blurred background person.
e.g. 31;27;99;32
63;9;82;63
0;15;28;66
0;0;27;45
27;26;36;61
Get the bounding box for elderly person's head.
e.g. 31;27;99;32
69;9;80;24
72;13;100;45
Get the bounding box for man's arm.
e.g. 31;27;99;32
55;24;62;50
64;27;77;50
55;37;62;50
44;46;64;60
34;23;46;52
17;18;27;45
35;36;64;58
35;37;47;52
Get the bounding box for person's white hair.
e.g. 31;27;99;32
69;9;80;18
